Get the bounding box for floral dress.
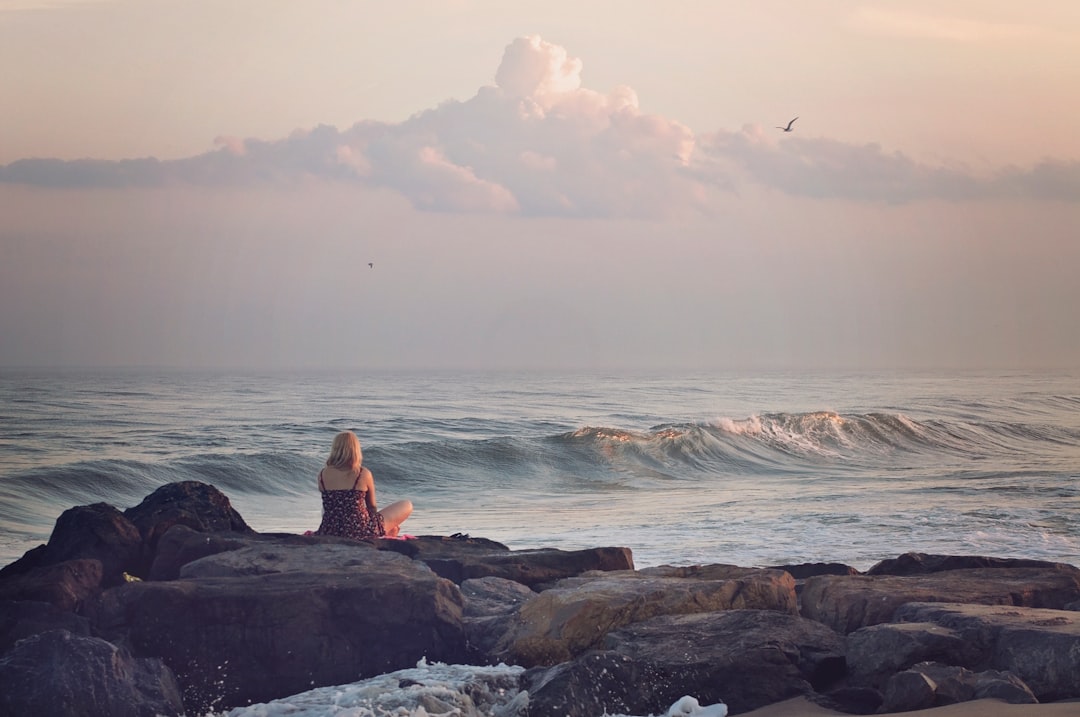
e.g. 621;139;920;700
314;470;386;539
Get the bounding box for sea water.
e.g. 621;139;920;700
1;368;1078;715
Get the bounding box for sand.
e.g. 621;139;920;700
739;697;1080;716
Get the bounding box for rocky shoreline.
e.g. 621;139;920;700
1;481;1079;716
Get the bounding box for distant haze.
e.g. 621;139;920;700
1;2;1078;371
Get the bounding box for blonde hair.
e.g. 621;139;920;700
326;431;362;473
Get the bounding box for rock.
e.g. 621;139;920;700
846;621;982;685
44;503;143;585
800;567;1080;634
123;481;253;572
418;544;634;588
880;670;938;713
148;524;263;580
606;610;846;698
0;599;91;655
0;558;103;611
376;534;511;560
461;576;538;619
766;562;861;579
493;567;797;667
868;552;1078;576
881;662;1037;712
0;503;141;587
0;630;184;717
0;544;47;578
460;576;537;663
893;602;1080;702
151;528;628;590
521;651;664;717
525;609;844;717
84;547;468;714
176;539;385;578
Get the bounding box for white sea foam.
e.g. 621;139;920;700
218;659;727;717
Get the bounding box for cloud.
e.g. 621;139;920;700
698;126;1080;204
2;34;1079;214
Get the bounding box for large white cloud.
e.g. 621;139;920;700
335;35;700;218
1;34;1078;214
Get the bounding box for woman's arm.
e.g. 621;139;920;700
361;467;378;511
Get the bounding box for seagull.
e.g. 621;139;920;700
368;262;374;269
776;117;798;132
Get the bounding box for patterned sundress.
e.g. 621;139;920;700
314;469;386;539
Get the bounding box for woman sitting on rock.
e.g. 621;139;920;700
314;431;412;539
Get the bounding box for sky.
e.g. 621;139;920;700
1;0;1078;372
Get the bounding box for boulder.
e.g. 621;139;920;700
176;539;386;578
880;669;937;713
0;503;141;586
521;651;667;717
493;567;797;667
893;602;1080;702
376;534;511;560
800;567;1080;633
44;503;143;585
147;524;264;580
84;546;468;714
868;552;1079;576
460;576;538;663
416;545;634;588
123;481;253;571
880;662;1037;712
0;544;47;578
846;621;982;685
0;558;103;611
766;562;861;580
0;600;91;655
0;630;183;717
461;576;538;619
524;609;844;717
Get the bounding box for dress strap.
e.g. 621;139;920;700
318;469;325;492
351;470;362;490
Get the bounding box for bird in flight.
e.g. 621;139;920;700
368;262;374;269
776;117;798;132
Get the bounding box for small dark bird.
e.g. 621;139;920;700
776;117;798;132
368;262;374;269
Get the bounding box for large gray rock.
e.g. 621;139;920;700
800;567;1080;633
894;602;1080;702
493;567;797;667
846;621;982;684
880;661;1037;712
84;546;468;714
521;651;665;717
879;669;937;713
524;609;845;717
177;539;387;578
460;576;538;663
0;630;183;717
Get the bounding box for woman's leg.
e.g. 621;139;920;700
379;499;413;536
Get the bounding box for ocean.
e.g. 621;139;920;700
1;368;1078;715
